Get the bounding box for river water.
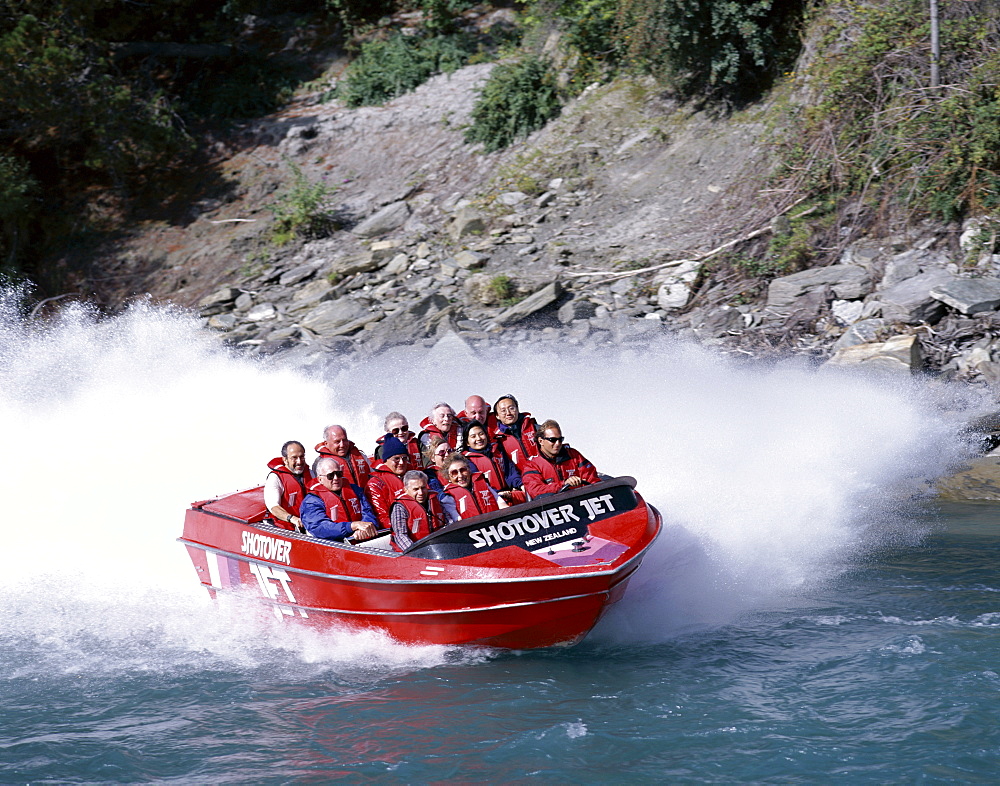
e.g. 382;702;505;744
1;291;998;782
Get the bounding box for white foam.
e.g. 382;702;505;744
0;287;984;661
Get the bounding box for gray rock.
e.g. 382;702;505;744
207;313;238;330
299;298;370;334
656;260;701;311
558;298;597;324
930;277;1000;315
824;334;923;374
450;208;486;240
384;253;410;276
279;264;317;287
496;281;563;325
878;269;952;324
454;250;487;269
497;191;528;206
692;305;743;337
352;201;411;238
832;318;888;351
370;239;403;262
463;272;503;305
832;299;865;325
767;265;871;309
330;254;383;278
198;287;239;315
234;292;254;312
245;303;277;322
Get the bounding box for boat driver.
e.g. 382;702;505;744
521;419;599;499
301;457;378;541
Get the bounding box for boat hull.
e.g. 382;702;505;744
179;477;661;649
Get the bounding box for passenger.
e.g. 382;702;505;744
418;402;460;450
461;420;523;503
300;457;378;541
521;419;599;499
421;434;452;494
493;394;539;471
457;395;497;439
366;435;412;528
315;424;372;488
390;470;448;552
372;411;422;466
264;440;312;532
441;454;507;521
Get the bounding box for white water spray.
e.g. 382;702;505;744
0;288;982;667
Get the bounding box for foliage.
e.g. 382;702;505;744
417;0;476;35
0;153;38;272
776;0;1000;222
322;0;394;30
267;162;337;245
488;274;515;303
464;56;561;152
334;32;479;107
612;0;805;103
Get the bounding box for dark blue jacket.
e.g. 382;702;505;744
300;483;377;540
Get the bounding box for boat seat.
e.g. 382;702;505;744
352;533;393;551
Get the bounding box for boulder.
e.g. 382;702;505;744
299;298;370;334
656;260;700;311
384;253;410;276
881;249;948;288
832;318;887;351
352;201;411;238
245;303;277;322
824;334;923;374
877;269;952;324
496;281;563;325
198;287;240;315
558;298;597;324
497;191;528;206
369;239;402;262
278;264;317;287
329;254;383;278
767;265;871;309
454;250;487;269
930;277;1000;316
449;208;487;240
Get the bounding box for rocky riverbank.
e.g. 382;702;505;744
78;43;1000;388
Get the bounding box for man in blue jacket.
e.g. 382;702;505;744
300;457;378;541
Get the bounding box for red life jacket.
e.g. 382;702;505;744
306;477;365;522
522;447;599;499
457;409;498;436
442;472;500;520
390;492;447;552
266;457;313;529
462;448;508;492
495;412;539;470
418;416;460;449
314;440;372;487
366;463;407;528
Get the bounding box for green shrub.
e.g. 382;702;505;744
464;57;561;152
334;33;477;107
613;0;805;103
268;162;337;245
0;154;38;274
488;274;515;303
777;1;1000;221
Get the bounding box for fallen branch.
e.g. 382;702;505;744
29;293;74;319
206;218;257;224
566;196;812;285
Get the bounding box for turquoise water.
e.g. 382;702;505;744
3;503;997;783
2;292;997;782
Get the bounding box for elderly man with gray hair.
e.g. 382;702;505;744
300;456;378;541
418;402;460;450
389;470;449;552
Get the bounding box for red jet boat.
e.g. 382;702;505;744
179;476;661;649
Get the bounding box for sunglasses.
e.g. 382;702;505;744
390;426;410;434
448;467;470;476
322;471;344;480
539;436;564;443
434;448;451;456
